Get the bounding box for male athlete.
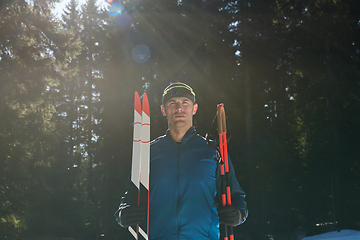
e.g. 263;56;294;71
115;82;248;239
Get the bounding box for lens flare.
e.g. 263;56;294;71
106;0;113;3
114;12;131;30
132;44;151;64
107;2;123;17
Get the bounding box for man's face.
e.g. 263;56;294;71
161;97;198;129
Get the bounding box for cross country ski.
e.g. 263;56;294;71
129;92;150;240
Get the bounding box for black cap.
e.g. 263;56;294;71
162;82;196;105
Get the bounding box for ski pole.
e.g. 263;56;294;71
217;104;234;240
217;105;228;240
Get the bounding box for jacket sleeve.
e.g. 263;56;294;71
216;155;248;225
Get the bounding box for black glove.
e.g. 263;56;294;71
119;205;146;227
217;205;243;226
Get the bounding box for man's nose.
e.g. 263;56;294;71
175;103;183;111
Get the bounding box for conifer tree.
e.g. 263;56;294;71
0;0;80;237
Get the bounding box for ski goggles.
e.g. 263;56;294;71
162;83;196;105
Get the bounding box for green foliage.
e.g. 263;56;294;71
0;0;81;237
1;0;360;239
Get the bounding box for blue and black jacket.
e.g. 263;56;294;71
115;127;248;240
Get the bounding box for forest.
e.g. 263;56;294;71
0;0;359;239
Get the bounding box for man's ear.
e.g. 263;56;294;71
192;103;198;115
160;105;166;116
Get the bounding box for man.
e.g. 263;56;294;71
115;82;248;239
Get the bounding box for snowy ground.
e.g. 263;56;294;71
302;230;360;240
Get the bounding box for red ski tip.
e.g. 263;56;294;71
134;92;141;115
142;93;150;117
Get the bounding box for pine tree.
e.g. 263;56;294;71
0;0;80;237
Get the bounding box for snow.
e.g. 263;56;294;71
302;230;360;240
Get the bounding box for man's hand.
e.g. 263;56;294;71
217;205;244;226
119;205;146;227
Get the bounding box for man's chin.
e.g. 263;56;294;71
171;121;190;128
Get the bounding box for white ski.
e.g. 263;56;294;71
129;92;150;240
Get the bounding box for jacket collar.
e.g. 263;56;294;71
166;126;197;145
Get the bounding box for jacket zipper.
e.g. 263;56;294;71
177;143;181;240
